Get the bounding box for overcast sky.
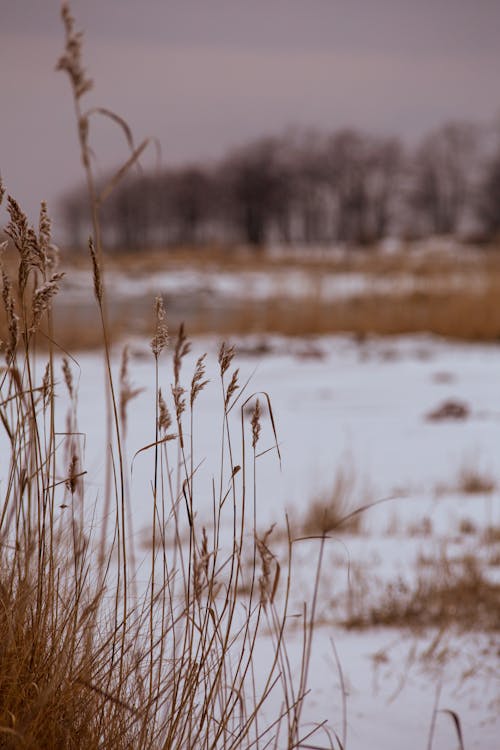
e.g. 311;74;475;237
1;0;500;223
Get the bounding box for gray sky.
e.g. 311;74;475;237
1;0;500;223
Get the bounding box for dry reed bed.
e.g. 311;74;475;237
64;241;500;278
185;284;500;341
3;276;499;351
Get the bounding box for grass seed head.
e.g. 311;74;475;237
173;323;190;383
39;201;59;272
30;272;65;333
65;454;79;495
41;362;52;407
62;357;74;399
224;368;239;410
151;295;168;357
218;341;235;377
251;398;261;449
38;201;51;258
172;384;186;421
88;237;102;303
57;2;93;99
158;388;172;432
1;266;18;359
5;196;42;292
190;353;209;407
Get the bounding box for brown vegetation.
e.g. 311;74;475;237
4;272;500;351
298;468;364;536
342;556;500;632
0;6;330;747
426;400;470;422
458;466;496;494
434;461;497;496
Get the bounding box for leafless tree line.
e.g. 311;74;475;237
62;120;500;250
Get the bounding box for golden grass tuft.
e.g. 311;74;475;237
0;6;334;747
0;197;331;749
299;467;363;536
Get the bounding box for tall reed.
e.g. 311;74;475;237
0;4;329;747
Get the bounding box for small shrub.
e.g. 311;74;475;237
426;399;470;421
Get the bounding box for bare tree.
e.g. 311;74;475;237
60;184;91;247
220;137;294;247
409;121;479;235
476;150;500;239
365;137;404;240
323;130;402;244
59;122;485;251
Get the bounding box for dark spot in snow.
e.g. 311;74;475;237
426;399;470;421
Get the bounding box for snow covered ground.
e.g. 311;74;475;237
51;333;499;749
70;334;500;528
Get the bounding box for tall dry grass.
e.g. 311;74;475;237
0;4;331;748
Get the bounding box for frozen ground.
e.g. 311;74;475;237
26;334;500;747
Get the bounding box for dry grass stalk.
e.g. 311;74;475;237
256;524;278;606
